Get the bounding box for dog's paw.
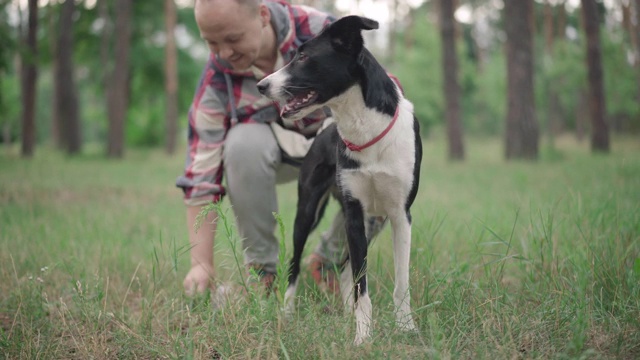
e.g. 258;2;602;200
353;333;370;346
396;318;417;332
283;299;296;320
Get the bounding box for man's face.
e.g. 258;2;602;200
195;1;269;71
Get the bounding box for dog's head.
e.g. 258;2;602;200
257;15;379;121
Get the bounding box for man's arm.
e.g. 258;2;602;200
183;205;217;295
178;59;228;295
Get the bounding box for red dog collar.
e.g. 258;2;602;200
342;106;399;152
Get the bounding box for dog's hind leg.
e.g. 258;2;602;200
390;211;417;332
286;165;334;316
343;197;372;345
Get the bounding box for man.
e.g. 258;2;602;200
177;0;348;296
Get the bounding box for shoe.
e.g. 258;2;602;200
307;253;340;296
246;264;276;293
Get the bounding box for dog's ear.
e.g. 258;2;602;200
326;15;379;55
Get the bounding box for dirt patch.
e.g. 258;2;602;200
0;312;14;333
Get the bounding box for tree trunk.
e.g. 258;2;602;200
21;0;38;158
107;0;132;158
544;0;557;149
557;0;567;40
635;0;640;62
581;0;609;152
504;0;539;160
48;3;62;149
440;0;465;161
55;0;81;154
99;0;111;89
632;0;640;109
404;11;415;50
164;0;178;155
544;0;554;53
386;0;399;66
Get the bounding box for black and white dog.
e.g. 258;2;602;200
257;15;422;345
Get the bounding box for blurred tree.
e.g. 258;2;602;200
99;0;111;89
543;0;554;52
165;0;178;155
581;0;610;152
391;5;443;134
21;0;38;157
107;0;132;158
635;0;640;63
0;0;16;146
504;0;538;160
55;0;81;154
542;0;559;148
630;0;640;107
557;0;567;39
440;0;465;160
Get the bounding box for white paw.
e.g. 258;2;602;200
283;282;297;319
397;318;417;332
398;320;418;332
283;298;296;320
353;333;369;346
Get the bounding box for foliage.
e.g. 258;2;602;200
0;2;204;148
601;30;640;131
0;1;638;150
389;15;443;135
391;3;639;138
0;0;19;143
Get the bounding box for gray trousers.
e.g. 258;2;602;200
223;122;347;273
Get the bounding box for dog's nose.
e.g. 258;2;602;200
257;81;269;95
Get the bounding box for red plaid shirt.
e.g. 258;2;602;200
176;1;335;206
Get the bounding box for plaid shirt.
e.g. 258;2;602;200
176;1;335;206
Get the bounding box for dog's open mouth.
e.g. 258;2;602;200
280;89;318;118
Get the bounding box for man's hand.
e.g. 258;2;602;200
184;205;217;296
183;264;215;296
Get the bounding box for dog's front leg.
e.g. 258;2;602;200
343;197;371;345
390;211;417;332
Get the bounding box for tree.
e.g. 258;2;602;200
635;0;640;64
629;0;640;109
21;0;38;157
55;0;81;154
542;0;560;147
99;0;111;88
107;0;133;158
504;0;539;160
0;0;16;147
164;0;178;155
581;0;609;152
440;0;465;160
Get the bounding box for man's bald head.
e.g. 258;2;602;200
194;0;275;71
195;0;262;16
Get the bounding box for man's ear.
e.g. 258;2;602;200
326;15;379;55
259;4;270;28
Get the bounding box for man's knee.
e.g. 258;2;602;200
224;123;280;174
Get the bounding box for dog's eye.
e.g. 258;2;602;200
297;53;308;62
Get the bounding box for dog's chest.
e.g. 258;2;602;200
339;143;415;216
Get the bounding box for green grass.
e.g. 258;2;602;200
1;133;639;359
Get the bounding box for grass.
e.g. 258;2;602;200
1;133;639;359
